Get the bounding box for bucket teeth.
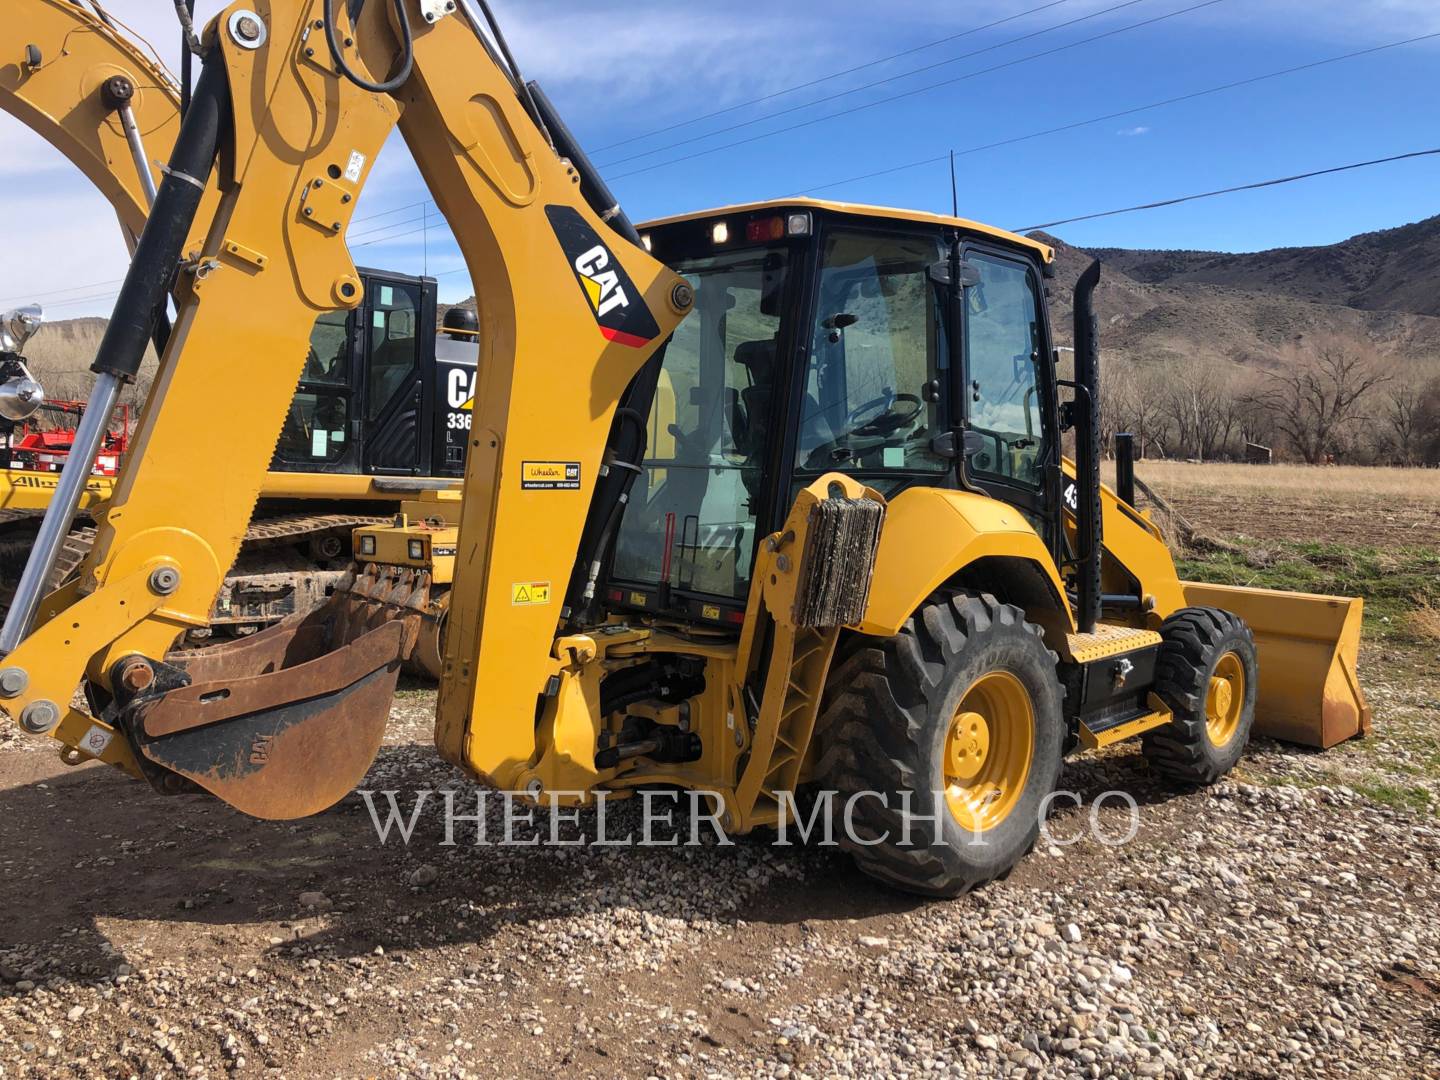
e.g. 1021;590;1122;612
109;563;431;819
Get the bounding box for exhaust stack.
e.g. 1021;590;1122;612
1071;261;1103;634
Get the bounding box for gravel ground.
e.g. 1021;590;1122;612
1;658;1438;1079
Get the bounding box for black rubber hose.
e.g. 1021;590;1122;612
90;59;229;381
324;0;413;94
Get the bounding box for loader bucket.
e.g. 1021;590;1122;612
1181;582;1370;749
118;564;429;819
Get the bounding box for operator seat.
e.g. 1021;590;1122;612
731;339;837;460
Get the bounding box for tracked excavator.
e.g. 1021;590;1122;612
0;0;1369;895
0;0;474;651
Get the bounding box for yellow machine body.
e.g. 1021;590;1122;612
1055;457;1368;749
0;0;1370;864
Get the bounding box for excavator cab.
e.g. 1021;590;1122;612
272;267;476;479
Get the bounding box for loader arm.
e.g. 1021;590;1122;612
0;0;689;814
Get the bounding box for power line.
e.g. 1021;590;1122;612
33;153;1440;314
790;30;1440;196
0;276;127;307
608;0;1231;182
348;198;432;228
349;213;433;244
3;204;433;307
1014;148;1440;232
598;0;1162;169
593;0;1079;153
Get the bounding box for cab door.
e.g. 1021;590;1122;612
958;244;1058;538
360;273;433;475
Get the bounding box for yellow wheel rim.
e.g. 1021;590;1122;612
1205;651;1245;747
943;671;1035;833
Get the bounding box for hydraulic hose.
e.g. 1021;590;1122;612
324;0;414;94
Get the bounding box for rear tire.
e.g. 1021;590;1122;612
1142;606;1257;786
811;592;1064;898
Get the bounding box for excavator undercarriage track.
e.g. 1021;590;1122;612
0;511;385;630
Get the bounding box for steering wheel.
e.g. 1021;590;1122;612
846;392;923;438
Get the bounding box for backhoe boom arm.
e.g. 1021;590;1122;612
0;0;689;811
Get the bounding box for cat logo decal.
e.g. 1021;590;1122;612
545;205;660;348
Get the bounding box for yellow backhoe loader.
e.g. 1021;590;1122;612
0;0;472;651
0;0;1369;895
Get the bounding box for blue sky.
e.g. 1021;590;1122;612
2;0;1437;317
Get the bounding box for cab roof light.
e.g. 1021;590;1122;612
711;221;729;244
746;216;785;243
640;233;653;252
786;212;812;236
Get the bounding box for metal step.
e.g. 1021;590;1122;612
1064;623;1162;663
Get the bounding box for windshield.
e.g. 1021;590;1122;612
797;229;949;476
611;245;789;602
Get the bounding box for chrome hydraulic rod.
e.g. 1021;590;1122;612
0;59;229;654
117;102;158;209
0;372;121;653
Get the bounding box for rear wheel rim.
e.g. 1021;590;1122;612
943;671;1035;833
1205;651;1245;747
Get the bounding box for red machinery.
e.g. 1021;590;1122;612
2;400;132;476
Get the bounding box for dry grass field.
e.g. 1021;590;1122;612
1114;460;1440;824
1115;460;1440;550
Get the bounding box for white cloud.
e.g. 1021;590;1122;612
1117;125;1151;137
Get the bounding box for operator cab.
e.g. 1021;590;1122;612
607;200;1060;626
271;268;477;480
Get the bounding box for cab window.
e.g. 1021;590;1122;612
964;252;1046;488
367;283;420;422
610;246;790;601
303;310;351;384
799;230;948;476
274;391;350;465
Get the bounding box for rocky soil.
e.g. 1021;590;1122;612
1;665;1438;1079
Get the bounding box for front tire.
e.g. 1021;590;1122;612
811;593;1064;897
1142;607;1257;786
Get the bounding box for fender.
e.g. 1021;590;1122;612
857;486;1072;637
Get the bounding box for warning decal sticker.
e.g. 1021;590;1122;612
511;581;552;606
521;461;581;490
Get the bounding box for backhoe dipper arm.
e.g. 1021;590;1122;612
0;0;689;809
0;0;200;247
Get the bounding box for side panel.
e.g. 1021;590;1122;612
857;486;1072;637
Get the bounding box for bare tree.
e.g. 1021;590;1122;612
1157;360;1236;461
1260;336;1392;464
1381;378;1426;466
1098;354;1136;456
1418;374;1440;466
1134;366;1172;458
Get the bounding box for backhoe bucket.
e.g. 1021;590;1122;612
118;565;429;819
1181;582;1370;749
